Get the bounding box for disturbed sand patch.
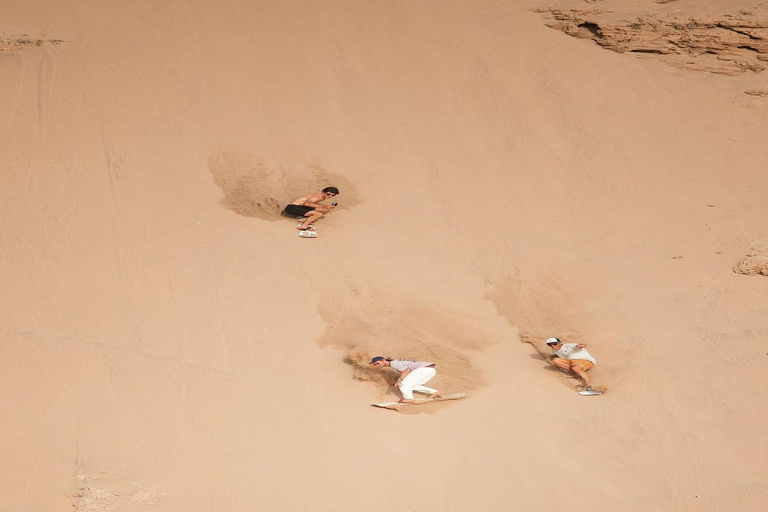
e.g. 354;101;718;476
208;149;358;220
0;35;62;52
534;8;768;75
348;345;477;394
316;289;498;408
66;474;170;511
348;348;475;415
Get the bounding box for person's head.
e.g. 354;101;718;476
369;356;390;367
546;337;563;348
322;186;340;198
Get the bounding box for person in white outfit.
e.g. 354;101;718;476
546;337;597;390
369;356;440;403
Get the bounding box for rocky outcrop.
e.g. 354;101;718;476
534;9;768;75
733;254;768;276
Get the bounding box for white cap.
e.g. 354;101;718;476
546;337;561;345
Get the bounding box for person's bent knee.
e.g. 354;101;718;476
570;359;594;372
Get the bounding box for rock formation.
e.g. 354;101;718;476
733;254;768;276
534;8;768;75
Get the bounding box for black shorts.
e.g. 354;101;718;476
284;204;315;217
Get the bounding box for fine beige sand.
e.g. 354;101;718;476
2;1;767;511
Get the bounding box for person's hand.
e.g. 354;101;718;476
395;379;403;387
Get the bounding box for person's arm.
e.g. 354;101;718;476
306;194;338;213
576;344;587;349
395;369;411;387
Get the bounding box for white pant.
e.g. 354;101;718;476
398;367;437;399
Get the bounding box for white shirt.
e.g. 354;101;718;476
389;360;435;372
554;343;596;364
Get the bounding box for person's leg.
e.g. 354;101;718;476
298;210;323;229
551;357;572;371
569;361;593;387
401;367;438;398
398;382;415;401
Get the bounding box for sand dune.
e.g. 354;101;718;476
2;1;767;511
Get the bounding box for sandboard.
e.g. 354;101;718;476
578;389;603;396
297;220;317;238
298;228;317;238
372;393;466;410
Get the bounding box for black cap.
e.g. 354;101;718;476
369;356;385;364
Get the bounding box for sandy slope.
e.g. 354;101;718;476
1;0;767;511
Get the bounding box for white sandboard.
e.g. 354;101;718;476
297;220;317;238
298;228;317;238
372;393;466;410
578;389;603;396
